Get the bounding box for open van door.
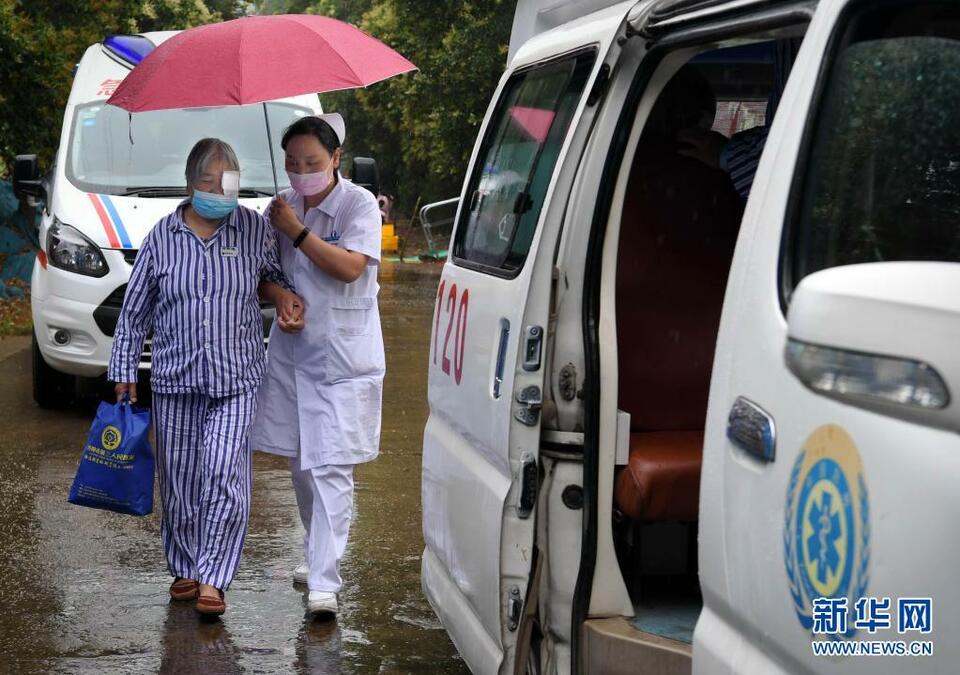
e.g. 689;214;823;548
421;5;633;673
697;0;960;672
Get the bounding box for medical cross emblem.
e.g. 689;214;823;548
898;598;932;634
806;490;842;585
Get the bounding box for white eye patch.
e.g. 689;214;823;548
222;171;240;198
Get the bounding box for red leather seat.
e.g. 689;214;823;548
616;431;703;522
613;141;742;523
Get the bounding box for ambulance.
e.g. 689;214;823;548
420;0;959;673
13;32;322;407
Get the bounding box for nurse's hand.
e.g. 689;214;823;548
276;290;305;331
277;313;305;333
269;196;303;240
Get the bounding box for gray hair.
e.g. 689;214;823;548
184;138;240;187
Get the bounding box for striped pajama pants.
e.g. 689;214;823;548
152;391;257;590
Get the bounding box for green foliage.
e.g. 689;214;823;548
0;0;223;173
0;0;515;214
294;0;515;210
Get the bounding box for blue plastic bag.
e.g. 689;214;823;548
68;399;154;516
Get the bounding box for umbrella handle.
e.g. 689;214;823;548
263;102;279;195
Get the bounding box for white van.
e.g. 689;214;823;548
421;0;959;673
14;32;321;407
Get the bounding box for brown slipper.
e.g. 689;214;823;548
196;588;226;616
170;577;199;601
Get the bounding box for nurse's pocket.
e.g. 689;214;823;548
327;296;381;380
330;296;375;336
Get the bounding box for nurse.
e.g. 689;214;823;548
251;114;384;618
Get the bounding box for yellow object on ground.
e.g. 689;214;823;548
382;223;399;253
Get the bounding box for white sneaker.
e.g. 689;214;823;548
293;562;309;585
307;591;338;617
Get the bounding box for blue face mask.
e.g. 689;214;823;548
191;189;238;221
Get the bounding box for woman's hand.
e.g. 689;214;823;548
115;382;138;403
269;196;304;240
276;290;305;333
277;313;305;333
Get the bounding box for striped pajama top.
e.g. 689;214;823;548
108;203;292;397
719;124;770;201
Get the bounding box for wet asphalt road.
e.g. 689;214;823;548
0;263;469;674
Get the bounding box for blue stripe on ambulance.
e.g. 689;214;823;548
100;195;133;248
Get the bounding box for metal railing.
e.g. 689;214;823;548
419;197;460;257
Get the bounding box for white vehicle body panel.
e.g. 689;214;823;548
695;1;960;672
428;0;960;672
421;4;636;674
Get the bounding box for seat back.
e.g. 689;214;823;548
616;148;742;433
613;145;742;523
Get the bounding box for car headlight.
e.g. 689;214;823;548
47;218;109;277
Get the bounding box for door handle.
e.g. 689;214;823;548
727;396;776;462
493;318;510;399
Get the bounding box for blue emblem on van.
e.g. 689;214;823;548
784;424;870;640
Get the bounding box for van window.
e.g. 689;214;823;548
66;102;313;195
788;2;960;294
712;101;766;136
453;52;594;276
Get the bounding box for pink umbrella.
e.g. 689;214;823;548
107;14;417;190
108;14;416;111
509;106;556;143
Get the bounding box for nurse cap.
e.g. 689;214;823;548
318;112;346;145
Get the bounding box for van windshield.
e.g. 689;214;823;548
65;102;313;195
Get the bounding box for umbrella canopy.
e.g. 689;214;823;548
107;14;417;112
509;106;556;143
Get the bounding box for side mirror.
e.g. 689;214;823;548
785;262;960;433
13;154;45;201
351;157;380;197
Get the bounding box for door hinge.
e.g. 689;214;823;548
558;362;577;401
514;385;542;426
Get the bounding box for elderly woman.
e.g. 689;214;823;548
108;138;303;617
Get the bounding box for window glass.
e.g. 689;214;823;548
713;100;766;136
789;3;960;292
454;53;594;274
66;102;313;195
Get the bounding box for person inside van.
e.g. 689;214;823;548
618;62;743;424
614;66;742;582
108;138;304;617
678;39;802;201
